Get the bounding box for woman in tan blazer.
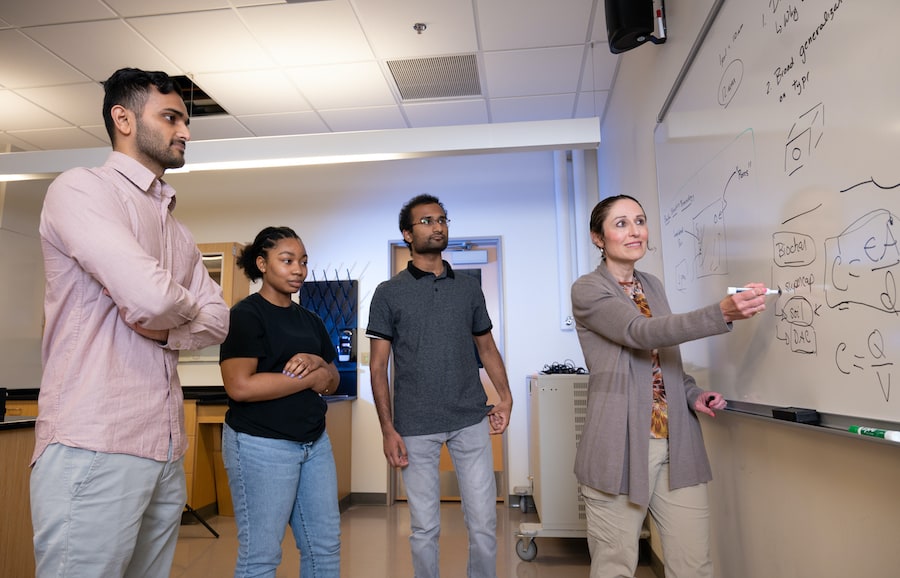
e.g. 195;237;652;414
571;195;771;578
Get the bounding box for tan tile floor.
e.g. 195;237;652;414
171;502;657;577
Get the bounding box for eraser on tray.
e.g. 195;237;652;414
772;407;820;424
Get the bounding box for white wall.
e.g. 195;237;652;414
170;151;587;496
0;180;46;390
599;0;900;575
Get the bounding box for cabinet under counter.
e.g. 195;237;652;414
0;418;36;577
182;389;354;516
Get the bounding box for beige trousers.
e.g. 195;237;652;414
579;438;713;578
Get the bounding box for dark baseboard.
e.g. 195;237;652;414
347;492;389;506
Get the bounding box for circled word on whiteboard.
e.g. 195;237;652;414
718;59;743;107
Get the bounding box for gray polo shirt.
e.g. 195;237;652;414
367;260;493;436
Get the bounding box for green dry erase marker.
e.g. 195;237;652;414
848;425;900;442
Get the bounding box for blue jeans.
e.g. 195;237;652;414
223;424;341;578
402;417;497;578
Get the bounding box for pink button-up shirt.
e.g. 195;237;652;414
33;152;229;464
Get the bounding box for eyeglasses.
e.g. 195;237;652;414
412;216;450;227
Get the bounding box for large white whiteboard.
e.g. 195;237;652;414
654;0;900;422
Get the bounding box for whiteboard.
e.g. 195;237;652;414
654;0;900;422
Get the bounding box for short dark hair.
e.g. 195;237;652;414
102;68;181;144
237;226;301;282
398;194;446;233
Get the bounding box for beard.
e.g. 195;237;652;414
136;118;186;170
413;235;448;255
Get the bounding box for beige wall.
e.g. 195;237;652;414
0;180;44;390
600;0;900;575
703;414;900;576
159;151;589;498
0;148;593;502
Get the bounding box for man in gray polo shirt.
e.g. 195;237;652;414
367;194;513;578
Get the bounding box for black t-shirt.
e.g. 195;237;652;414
220;292;337;442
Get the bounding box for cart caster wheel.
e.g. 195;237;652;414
518;495;528;512
516;538;538;561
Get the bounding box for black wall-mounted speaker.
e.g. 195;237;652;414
606;0;655;54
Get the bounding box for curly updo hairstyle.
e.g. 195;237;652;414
236;226;301;282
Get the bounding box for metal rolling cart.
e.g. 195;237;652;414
515;373;589;561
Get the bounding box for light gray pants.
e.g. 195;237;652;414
580;438;712;578
401;418;497;578
31;442;186;578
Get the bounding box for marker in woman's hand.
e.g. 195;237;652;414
727;287;780;296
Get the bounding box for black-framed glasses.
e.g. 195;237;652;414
412;216;450;227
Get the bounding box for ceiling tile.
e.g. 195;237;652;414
7;127;108;150
0;0;115;27
583;42;618;92
489;94;577;123
239;2;374;66
103;0;229;17
128;10;275;73
185;116;254;141
0;132;39;152
353;0;477;59
16;82;106;126
575;90;609;119
590;4;611;43
476;0;595;51
0;90;69;131
403;99;489;128
483;46;585;98
318;106;407;132
288;62;396;109
24;20;179;81
0;0;617;152
0;30;90;88
81;125;110;145
237;112;331;137
191;70;310;116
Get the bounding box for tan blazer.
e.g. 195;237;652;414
571;264;731;507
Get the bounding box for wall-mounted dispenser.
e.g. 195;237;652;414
338;329;355;363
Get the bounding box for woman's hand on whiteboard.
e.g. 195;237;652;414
695;391;727;417
720;282;768;322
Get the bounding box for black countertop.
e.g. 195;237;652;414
0;416;36;431
182;386;355;404
2;386;355;409
5;388;39;400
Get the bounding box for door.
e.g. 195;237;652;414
389;238;506;502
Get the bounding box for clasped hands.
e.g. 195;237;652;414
282;353;331;394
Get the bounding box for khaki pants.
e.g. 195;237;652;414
580;438;712;578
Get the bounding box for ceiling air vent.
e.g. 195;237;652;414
171;75;227;117
387;54;481;100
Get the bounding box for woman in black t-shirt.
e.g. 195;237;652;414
219;226;340;578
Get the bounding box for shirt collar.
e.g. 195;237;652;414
106;151;177;210
407;259;455;280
